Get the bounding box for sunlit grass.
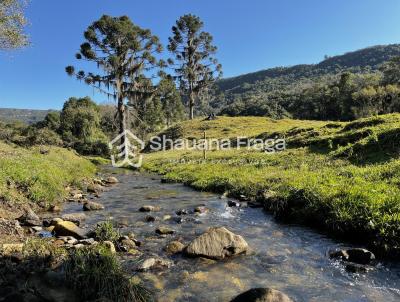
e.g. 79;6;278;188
0;142;96;205
143;114;400;255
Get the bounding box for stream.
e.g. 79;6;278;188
62;168;400;302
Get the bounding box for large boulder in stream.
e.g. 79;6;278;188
230;288;293;302
185;227;248;260
53;221;87;239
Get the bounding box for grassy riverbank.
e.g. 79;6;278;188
0;142;96;207
143;114;400;256
0;142;152;301
0;141;97;247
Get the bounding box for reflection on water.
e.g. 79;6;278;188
63;169;400;302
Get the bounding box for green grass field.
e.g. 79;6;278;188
0;142;96;206
143;114;400;256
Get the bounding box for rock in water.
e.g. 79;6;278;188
105;176;119;184
164;241;185;254
83;201;104;211
194;206;209;214
156;226;175;235
61;213;86;225
139;205;160;212
136;257;173;271
70;192;83;201
227;200;241;207
53;221;87;239
145;215;156;222
329;248;375;265
345;263;373;273
117;237;137;252
176;209;189;215
87;184;103;194
230;288;293;302
346;248;375;265
185;227;248;260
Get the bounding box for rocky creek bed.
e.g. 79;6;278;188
3;167;400;301
57;168;400;302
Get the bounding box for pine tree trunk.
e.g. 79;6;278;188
117;95;125;145
189;93;195;120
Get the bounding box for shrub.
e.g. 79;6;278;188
64;245;152;302
22;127;63;146
73;140;110;157
94;220;119;243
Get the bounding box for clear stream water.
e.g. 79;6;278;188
62;168;400;302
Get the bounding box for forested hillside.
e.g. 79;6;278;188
212;44;400;120
0;108;54;124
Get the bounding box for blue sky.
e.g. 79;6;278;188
1;0;400;109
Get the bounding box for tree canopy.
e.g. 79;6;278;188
66;15;165;137
0;0;29;50
168;14;222;119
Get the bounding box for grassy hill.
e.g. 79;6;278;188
0;108;54;124
144;114;400;256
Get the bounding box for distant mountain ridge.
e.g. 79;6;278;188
0;108;54;124
216;44;400;96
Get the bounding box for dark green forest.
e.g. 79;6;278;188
213;44;400;120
